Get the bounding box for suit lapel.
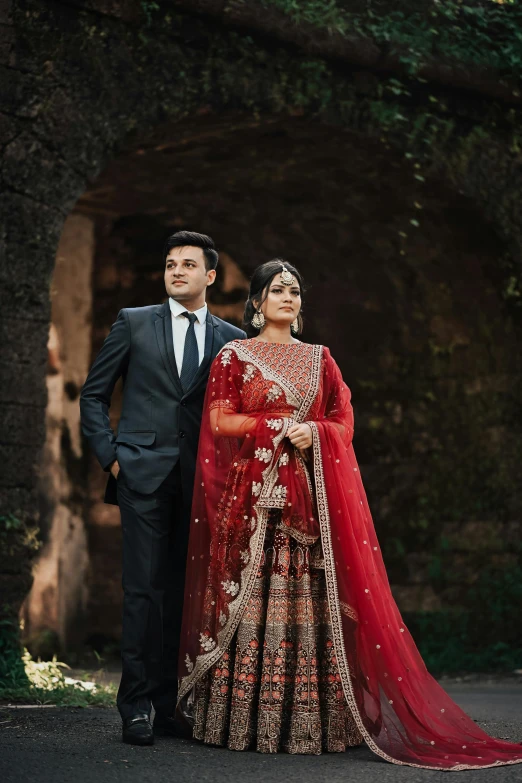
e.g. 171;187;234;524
154;301;183;396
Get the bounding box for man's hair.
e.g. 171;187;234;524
163;231;218;271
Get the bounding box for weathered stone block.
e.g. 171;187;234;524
0;111;18;146
0;318;48;365
2;133;85;211
442;521;504;553
0;64;44;118
443;553;483;586
0;402;46;446
405;552;433;585
391;584;442;612
1;192;63;248
0;361;47;406
0;444;40;488
0;486;37;517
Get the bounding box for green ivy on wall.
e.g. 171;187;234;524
262;0;522;79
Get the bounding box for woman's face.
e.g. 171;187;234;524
257;272;301;327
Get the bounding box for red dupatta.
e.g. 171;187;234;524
178;339;522;770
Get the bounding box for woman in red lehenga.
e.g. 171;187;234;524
177;260;522;770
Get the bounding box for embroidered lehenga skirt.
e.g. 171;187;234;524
192;510;363;754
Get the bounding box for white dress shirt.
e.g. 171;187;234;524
169;297;208;375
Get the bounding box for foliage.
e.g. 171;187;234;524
0;513;40;668
0;620;29;689
0;636;116;707
262;0;522;78
0;511;113;705
405;565;522;673
0;514;40;557
140;1;160;26
0;514;41;693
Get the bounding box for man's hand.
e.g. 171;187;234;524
110;460;121;479
287;423;313;450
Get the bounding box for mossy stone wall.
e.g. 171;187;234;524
1;0;521;670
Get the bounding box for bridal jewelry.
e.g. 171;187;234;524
251;309;265;329
290;317;299;335
280;265;295;286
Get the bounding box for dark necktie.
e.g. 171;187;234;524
180;311;199;392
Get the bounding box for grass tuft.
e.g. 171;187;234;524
0;650;116;707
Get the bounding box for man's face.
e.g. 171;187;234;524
164;246;216;303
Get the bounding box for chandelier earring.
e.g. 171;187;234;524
290;317;300;335
251;309;265;330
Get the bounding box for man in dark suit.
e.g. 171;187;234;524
80;231;246;745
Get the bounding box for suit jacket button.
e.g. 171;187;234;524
181;401;186;407
179;430;185;438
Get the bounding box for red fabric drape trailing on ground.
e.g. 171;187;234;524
178;339;522;770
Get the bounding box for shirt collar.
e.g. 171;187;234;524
169;297;208;325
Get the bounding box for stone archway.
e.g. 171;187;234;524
18;111;522;654
2;1;522;660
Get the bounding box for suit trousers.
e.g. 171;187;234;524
116;462;191;720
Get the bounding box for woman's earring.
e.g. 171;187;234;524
291;317;300;335
251;310;265;329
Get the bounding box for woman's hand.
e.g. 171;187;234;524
287;422;313;450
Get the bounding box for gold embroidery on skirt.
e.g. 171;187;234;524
193;510;363;754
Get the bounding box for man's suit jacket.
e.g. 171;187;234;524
80;301;246;505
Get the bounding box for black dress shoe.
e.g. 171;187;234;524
122;713;154;746
153;713;192;739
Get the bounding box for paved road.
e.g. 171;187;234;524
2;685;522;783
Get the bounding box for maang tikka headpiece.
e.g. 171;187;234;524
280;264;295;286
